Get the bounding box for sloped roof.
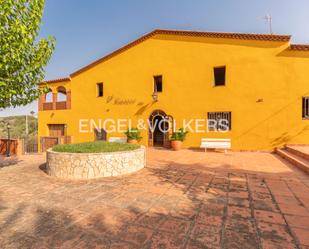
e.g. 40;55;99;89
69;29;292;77
41;77;71;84
289;44;309;51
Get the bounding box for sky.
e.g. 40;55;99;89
1;0;309;117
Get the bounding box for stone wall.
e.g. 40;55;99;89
46;146;145;179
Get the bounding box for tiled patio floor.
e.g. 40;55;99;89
0;149;309;249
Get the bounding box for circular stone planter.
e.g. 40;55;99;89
46;146;145;179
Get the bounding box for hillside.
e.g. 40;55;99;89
0;116;38;143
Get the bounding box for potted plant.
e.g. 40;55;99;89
124;128;142;144
170;128;188;151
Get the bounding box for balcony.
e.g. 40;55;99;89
39;87;71;111
56;101;67;110
43;102;53;111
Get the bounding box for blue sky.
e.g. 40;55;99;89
1;0;309;117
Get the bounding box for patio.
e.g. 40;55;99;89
0;149;308;249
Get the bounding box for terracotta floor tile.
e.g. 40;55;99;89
229;190;249;199
228;206;251;219
261;239;296;249
228;197;250;207
158;217;191;235
253;200;280;212
190;223;221;246
1;151;309;248
291;227;309;246
223;228;259;249
258;222;294;244
199;203;225;217
119;225;153;246
278;203;309;216
195;212;222;226
284;215;309;229
187;239;221;249
150;231;187;249
254;210;286;225
273;195;300;205
135;212;167;229
109;241;137;249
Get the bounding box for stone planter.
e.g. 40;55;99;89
46;146;146;179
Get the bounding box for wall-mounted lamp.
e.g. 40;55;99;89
152;92;158;102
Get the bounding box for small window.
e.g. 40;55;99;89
214;66;226;86
154;76;163;92
302;97;309;119
208;112;231;131
97;83;103;97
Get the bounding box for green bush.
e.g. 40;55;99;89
170;128;188;142
52;141;140;153
124;128;142;140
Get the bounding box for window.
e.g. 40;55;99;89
208;112;231;131
154;76;163;92
57;86;67;102
97;82;103;97
303;97;309;119
48;124;65;136
214;66;226;86
45;89;53;103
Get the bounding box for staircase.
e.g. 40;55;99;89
276;145;309;174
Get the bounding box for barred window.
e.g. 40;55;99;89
302;97;309;119
94;128;106;141
208;112;231;131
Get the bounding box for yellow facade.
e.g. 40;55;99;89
38;30;309;151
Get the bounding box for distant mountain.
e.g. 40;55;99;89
0;116;37;142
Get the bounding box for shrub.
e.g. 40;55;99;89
52;141;140;153
170;128;188;142
124;128;142;141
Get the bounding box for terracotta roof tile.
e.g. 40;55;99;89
155;29;291;42
40;77;71;84
289;44;309;51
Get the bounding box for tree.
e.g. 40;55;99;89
0;0;55;108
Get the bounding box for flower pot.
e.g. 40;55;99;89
171;140;182;151
127;139;138;144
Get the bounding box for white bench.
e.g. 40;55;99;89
108;137;127;143
200;138;231;152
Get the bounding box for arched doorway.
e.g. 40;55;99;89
148;110;173;148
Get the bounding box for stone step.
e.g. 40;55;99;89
285;145;309;161
276;148;309;174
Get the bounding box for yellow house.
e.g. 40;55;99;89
38;29;309;152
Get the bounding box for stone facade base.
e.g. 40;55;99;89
46;146;145;179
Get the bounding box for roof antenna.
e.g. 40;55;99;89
262;14;273;34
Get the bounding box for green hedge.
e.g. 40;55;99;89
52;141;140;153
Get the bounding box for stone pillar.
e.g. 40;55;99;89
52;92;57;110
66;90;71;109
38;94;45;111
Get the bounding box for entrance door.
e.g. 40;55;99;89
153;115;164;146
148;110;172;148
